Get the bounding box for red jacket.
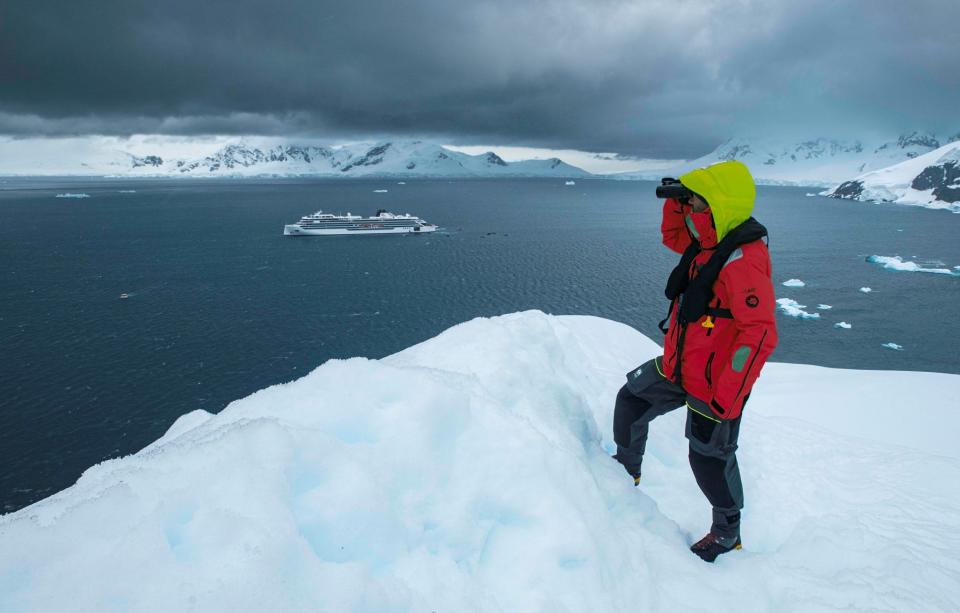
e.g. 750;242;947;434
660;199;778;420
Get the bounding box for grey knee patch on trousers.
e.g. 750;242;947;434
685;411;739;459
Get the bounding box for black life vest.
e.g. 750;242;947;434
660;217;768;331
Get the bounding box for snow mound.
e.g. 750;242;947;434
775;298;820;319
782;278;805;287
867;255;959;276
2;311;960;612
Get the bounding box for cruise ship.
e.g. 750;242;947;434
283;209;438;236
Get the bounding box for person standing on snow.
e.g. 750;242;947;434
613;160;778;562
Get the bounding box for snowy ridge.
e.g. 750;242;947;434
824;140;960;212
614;131;956;187
1;311;959;612
0;137;589;178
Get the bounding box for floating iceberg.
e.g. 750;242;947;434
866;255;959;276
565;180;576;186
776;298;820;319
860;287;873;293
818;304;833;310
834;322;852;329
782;279;805;287
373;189;389;193
2;312;958;612
882;342;904;351
117;189;137;193
54;193;90;199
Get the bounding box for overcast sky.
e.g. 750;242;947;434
1;0;956;158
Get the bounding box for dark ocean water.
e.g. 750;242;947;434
2;177;958;512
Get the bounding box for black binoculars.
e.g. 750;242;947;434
655;177;694;202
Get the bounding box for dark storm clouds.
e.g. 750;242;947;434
1;0;957;157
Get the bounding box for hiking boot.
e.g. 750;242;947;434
611;454;641;486
690;532;742;562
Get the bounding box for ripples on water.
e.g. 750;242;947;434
1;177;958;511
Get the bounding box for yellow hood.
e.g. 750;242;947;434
680;160;756;242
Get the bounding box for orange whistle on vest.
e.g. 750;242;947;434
701;315;715;329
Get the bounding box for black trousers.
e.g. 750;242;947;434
613;358;744;538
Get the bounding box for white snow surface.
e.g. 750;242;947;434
867;255;959;276
2;312;959;612
775;298;820;319
781;278;805;287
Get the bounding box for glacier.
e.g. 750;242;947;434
0;137;591;179
1;311;959;612
613;131;957;188
825;140;960;212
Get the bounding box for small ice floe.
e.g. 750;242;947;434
565;180;576;186
882;342;904;351
782;279;805;287
818;304;833;310
776;298;820;319
866;255;959;276
805;193;817;197
373;189;388;193
118;190;137;193
860;287;872;293
119;293;130;299
834;322;852;329
397;181;406;185
55;193;90;199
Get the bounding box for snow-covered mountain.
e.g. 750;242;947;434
2;311;958;611
615;131;958;187
824;140;960;212
0;138;590;178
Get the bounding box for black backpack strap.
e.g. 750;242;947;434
664;241;700;301
658;298;676;334
706;307;733;319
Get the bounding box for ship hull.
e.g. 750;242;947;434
283;224;437;236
